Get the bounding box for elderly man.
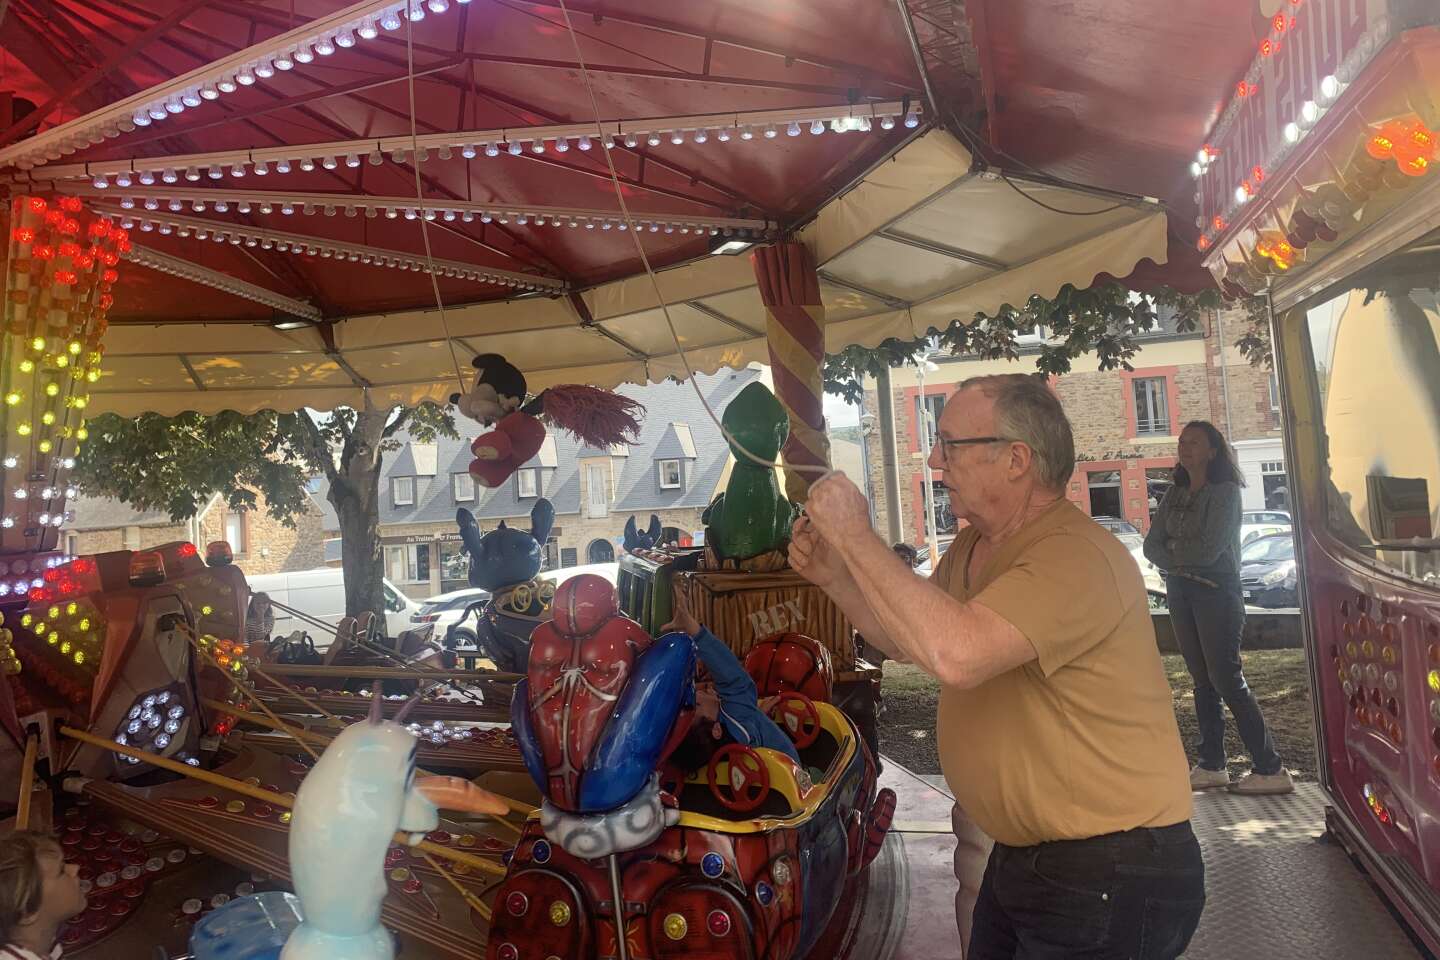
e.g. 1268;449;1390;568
791;373;1203;959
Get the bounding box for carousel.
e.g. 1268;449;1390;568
0;0;1266;958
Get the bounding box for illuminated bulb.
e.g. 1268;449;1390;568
903;108;920;128
274;50;294;70
4;392;19;406
38;441;52;454
44;383;58;397
2;457;15;469
695;128;708;143
507;141;522;156
13;489;25;499
335;28;356;48
41;412;55;426
16;424;30;437
578;135;592;150
670;130;684;145
76;427;88;441
132;111;152;127
554;137;569;152
1300;100;1320;125
235;65;256;85
624;133;639;148
764;124;778;139
428;0;449;11
254;59;275;79
314;35;336;56
380;9;402;29
786;121;801;137
1283;122;1301;143
406;2;424;20
181;90;202;108
647;132;662;146
358;17;379;38
200;84;220;100
61;458;74;469
1319;75;1342;104
294;43;314;63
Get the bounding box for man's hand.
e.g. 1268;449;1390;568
661;590;702;639
804;472;873;545
788;516;849;590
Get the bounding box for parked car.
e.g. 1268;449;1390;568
244;566;424;645
1240;533;1298;608
1242;510;1292;545
413;586;491;643
1092;517;1166;596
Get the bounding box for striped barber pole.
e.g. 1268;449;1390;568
751;243;831;503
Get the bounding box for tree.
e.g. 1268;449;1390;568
821;282;1265;401
74;402;457;621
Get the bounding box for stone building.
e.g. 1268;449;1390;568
67;487;328;576
862;306;1286;542
315;368;764;600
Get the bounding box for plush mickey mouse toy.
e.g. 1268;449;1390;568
450;352;643;488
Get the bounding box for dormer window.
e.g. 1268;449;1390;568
391;476;415;506
658;459;682;489
452;471;475;502
516;468;538;499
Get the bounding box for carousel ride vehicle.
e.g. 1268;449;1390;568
493;573;896;960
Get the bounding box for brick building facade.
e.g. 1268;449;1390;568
68;489;328;577
861;307;1286;544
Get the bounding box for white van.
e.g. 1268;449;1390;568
243;566;423;642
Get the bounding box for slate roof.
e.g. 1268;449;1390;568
315;367;762;532
68;496;181;531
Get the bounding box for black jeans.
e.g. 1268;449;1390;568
1166;575;1283;775
969;822;1206;959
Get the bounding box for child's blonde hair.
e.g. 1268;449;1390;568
0;831;62;944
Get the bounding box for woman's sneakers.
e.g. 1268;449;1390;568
1229;768;1295;795
1190;765;1231;791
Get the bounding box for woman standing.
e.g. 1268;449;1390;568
1145;421;1293;795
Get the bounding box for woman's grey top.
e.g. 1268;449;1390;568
1143;480;1243;584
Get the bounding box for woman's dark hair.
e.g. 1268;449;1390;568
1173;420;1245;487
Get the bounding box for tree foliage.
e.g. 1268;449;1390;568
75;402;457;526
822;281;1266;401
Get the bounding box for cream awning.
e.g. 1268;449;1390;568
93;131;1169;416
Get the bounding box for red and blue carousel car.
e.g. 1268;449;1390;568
493;574;895;960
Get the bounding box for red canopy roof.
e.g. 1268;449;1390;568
0;0;1263;323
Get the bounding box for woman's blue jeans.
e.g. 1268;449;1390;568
1166;575;1282;775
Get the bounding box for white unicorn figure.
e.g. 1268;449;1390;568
281;692;507;960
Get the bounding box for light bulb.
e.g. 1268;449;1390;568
275;159;292;174
322;156;338;169
274;50;294;70
670;130;684;145
554;137;569;152
185;166;201;181
335;28;356;48
647;132;662;146
483;141;499;157
200;84;219;100
786;121;801;136
315;35;336;56
903;108;920;128
1283;122;1301;144
165;97;185;114
406;2;425;20
764;125;778;139
810;119;825;135
427;0;448;12
1300;100;1320;125
217;76;237;93
624;133;639;148
235;66;256;85
132;111;152;127
507;141;522;156
717;128;731;142
181;90;203;108
578;135;592;151
531;140;545;153
695;128;708;143
254;59;275;79
380;9;402;29
879;115;895;130
294;43;314;63
358;17;379;38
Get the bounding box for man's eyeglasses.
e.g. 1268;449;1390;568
936;436;1013;450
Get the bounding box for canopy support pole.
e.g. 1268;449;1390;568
876;365;904;545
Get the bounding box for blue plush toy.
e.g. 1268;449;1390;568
449;499;555;672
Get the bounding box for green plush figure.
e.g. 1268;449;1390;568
703;382;798;559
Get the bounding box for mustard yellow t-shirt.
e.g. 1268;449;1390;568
933;499;1191;847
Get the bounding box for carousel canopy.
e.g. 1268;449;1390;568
0;0;1264;415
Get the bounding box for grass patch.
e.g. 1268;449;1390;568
878;650;1315;780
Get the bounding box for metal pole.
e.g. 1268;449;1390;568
893;0;941;120
608;853;630;960
875;366;904;545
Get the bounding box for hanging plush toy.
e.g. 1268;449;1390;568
450;352;644;488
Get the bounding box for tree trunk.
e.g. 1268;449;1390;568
327;409;391;625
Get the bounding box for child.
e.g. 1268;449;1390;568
661;595;800;765
1;831;87;960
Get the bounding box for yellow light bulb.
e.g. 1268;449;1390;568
30;337;44;351
76;427;88;441
19;614;31;627
73;651;84;665
16;423;31;436
37;440;51;453
60;641;71;655
86;370;100;383
78;618;90;631
55;355;68;368
34;622;45;636
41;412;55;426
4;392;20;406
73;397;86;409
66;602;77;615
18;360;33;374
44;382;59;397
201;605;213;616
67;341;82;355
47;606;59;620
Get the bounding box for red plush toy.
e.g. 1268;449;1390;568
451;353;643;488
